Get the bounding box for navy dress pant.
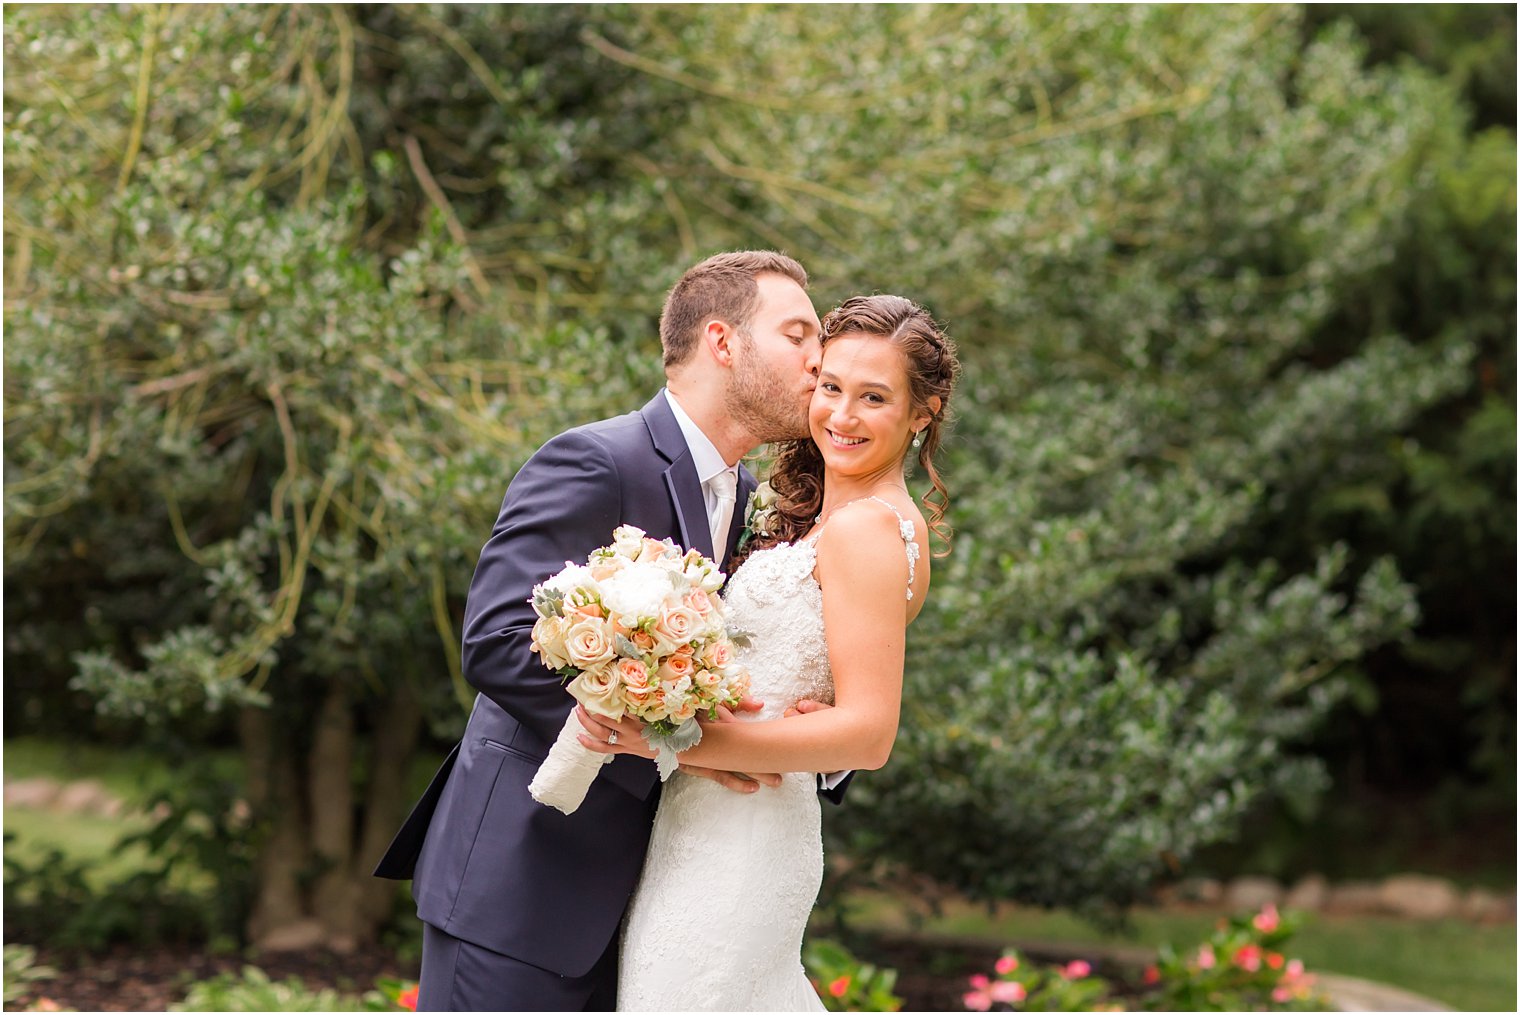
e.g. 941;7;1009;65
417;921;619;1012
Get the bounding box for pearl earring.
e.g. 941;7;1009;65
912;431;923;449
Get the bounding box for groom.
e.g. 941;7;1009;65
374;251;846;1011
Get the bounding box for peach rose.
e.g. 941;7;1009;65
682;588;715;618
700;640;733;670
616;656;651;690
656;653;695;684
652;606;701;654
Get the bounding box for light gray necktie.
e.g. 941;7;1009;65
708;468;738;565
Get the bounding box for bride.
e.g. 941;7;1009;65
577;294;960;1012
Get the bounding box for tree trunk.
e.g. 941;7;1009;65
242;707;312;946
354;684;424;930
309;680;362;948
240;685;425;950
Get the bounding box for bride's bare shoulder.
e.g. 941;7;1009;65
813;496;927;592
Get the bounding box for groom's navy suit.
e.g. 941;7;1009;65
376;391;820;1010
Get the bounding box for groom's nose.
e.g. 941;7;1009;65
804;342;821;378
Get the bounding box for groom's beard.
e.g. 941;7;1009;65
724;334;812;445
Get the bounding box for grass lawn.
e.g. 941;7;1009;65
838;891;1517;1012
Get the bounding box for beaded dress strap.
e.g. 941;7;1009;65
810;495;919;600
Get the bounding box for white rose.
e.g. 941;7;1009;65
611;525;646;560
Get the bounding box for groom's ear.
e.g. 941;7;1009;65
704;319;736;368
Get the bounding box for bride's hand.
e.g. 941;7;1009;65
574;706;656;760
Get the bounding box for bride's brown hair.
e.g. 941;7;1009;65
748;295;959;559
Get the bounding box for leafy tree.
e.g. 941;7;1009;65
4;3;1503;945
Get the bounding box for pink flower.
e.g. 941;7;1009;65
989;981;1027;1004
828;975;851;998
1142;964;1160;985
1232;944;1262;972
1286;958;1305;978
1253;903;1280;933
969;974;990;990
994;955;1019;976
396;984;419;1012
963;988;993;1012
1272;986;1292;1004
1061;960;1092;979
1196;945;1216;970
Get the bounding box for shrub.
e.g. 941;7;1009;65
804;938;905;1012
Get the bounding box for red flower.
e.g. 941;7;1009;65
828;975;851;998
397;984;419;1012
1142;964;1161;985
1232;944;1262;972
1266;951;1285;970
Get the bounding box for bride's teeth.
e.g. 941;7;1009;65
831;431;865;446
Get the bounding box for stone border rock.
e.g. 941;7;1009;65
1169;874;1516;924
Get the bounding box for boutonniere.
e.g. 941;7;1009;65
735;480;779;556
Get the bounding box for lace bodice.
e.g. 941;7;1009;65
722;539;834;720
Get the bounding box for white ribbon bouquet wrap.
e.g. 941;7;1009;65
526;525;752;815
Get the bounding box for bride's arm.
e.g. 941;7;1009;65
580;505;913;773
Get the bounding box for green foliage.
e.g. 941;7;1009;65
964;907;1328;1011
3;3;1508;928
170;967;371;1012
2;838;210;951
1143;907;1326;1011
2;946;58;1005
803;938;904;1013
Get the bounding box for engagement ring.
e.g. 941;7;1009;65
608;731;618;745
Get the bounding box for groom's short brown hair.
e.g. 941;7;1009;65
659;251;809;367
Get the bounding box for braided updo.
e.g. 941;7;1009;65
751;294;959;557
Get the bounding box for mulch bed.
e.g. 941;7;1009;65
9;935;1117;1011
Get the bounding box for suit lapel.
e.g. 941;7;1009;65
642;392;715;560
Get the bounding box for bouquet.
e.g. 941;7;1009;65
525;524;752;814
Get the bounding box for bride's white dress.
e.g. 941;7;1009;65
618;533;833;1012
618;498;917;1012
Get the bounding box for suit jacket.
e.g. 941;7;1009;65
375;391;850;978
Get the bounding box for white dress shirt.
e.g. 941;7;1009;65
663;390;738;544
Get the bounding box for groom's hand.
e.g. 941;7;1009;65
679;763;781;793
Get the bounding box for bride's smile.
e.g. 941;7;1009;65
809;334;934;492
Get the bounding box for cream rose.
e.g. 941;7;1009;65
569;664;623;718
699;640;733;670
668;698;699;725
531;616;572;671
565;615;616;669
